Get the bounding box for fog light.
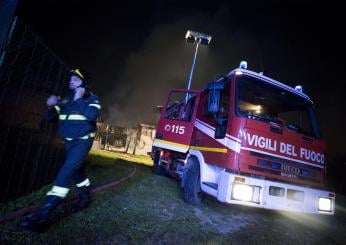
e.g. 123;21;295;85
269;186;284;197
232;183;253;202
287;189;304;202
318;197;332;212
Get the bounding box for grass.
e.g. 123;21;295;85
1;150;346;244
0;150;136;215
89;149;153;166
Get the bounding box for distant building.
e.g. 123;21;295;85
94;123;156;156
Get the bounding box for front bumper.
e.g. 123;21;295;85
217;172;335;215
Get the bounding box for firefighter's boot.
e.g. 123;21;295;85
71;186;91;213
19;195;62;231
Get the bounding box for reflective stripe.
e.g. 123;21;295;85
190;145;227;153
59;114;87;120
79;132;95;139
68;114;87;120
54;105;61;114
76;178;90;187
74;68;84;79
88;103;101;109
65;132;96;141
152;139;189;153
47;186;69;198
153;139;228;153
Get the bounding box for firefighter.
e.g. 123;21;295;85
19;68;101;231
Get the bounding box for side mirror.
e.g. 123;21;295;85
207;90;221;113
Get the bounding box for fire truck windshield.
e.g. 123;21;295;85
236;75;321;138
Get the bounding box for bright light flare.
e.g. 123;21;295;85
318;197;332;212
232;183;253;202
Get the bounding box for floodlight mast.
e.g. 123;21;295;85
187;39;200;91
185;30;212;91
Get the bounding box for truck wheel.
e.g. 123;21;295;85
152;151;165;175
183;157;204;205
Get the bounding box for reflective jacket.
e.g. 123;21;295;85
45;92;101;139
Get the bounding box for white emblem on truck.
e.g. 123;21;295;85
164;124;185;135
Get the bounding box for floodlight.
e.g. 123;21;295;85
185;30;212;45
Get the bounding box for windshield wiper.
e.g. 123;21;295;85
247;113;283;127
286;123;299;132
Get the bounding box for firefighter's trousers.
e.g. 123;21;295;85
55;138;93;188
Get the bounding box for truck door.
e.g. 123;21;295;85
153;90;200;153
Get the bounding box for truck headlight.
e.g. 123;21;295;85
232;183;253;202
318;197;332;212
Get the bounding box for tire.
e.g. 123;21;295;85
183;157;204;205
152;151;165;176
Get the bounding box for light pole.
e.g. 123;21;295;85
185;30;212;91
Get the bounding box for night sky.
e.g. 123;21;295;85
16;0;345;158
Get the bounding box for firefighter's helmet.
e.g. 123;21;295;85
70;68;90;87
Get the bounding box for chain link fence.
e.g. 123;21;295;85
0;18;70;203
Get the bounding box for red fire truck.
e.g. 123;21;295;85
151;61;335;214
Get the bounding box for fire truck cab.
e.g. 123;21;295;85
152;62;335;214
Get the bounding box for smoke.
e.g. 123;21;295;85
104;7;263;127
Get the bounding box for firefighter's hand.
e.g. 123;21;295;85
74;87;85;101
46;95;60;108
